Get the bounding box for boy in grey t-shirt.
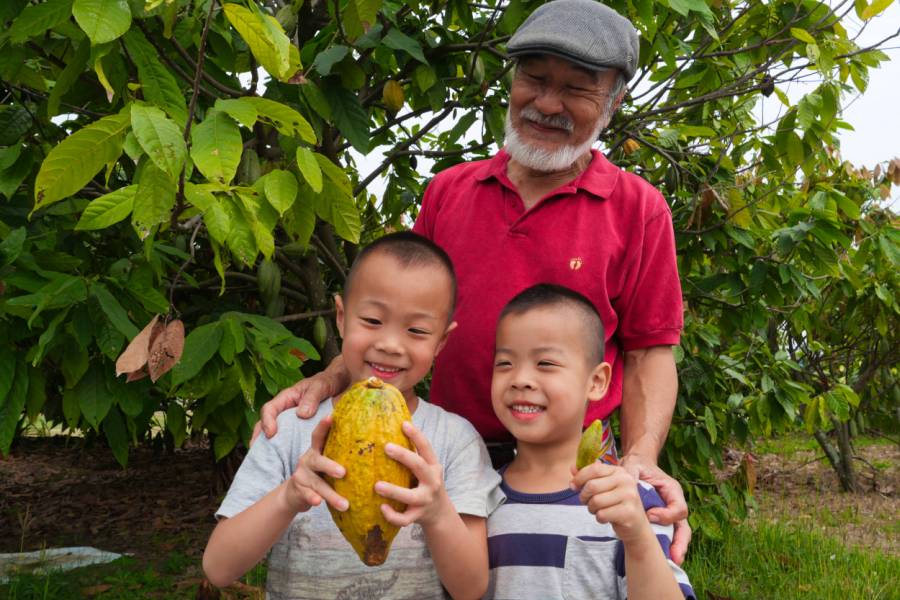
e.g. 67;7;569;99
203;233;502;599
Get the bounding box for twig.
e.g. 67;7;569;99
274;308;336;323
168;36;244;97
167;220;204;313
311;233;348;281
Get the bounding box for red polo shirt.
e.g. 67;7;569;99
413;149;683;442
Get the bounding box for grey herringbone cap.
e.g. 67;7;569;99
507;0;639;80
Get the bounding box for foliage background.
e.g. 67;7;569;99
0;0;898;533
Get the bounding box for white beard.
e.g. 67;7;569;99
504;107;605;172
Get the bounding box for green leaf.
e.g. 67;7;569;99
103;406;129;467
76;364;112;432
320;184;361;243
131;162;176;240
90;281;139;339
75;185;137;230
215;98;257;129
382;28;427;64
238;97;316;144
236;191;276;259
25;367;47;422
0;362;28;456
33;308;72;366
33;111;130;213
61;344;89;388
790;28;816;44
0;346;15;404
314;154;353;197
72;0;132;45
47;41;90;117
862;0;894;20
263;169;298;215
283;194;316;247
130;104;187;179
668;0;713;18
166;403;187;447
0;149;34;200
300;82;332;121
214;431;238;461
312;45;350;76
0;107;32;146
221;195;257;266
321;81;369;153
8;0;75;44
122;30;187;124
170;322;224;386
190;110;243;184
295;147;323;193
222;3;296;81
0;227;27;266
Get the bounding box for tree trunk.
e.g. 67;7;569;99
813;426;857;493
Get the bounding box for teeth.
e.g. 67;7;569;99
512;404;543;414
369;363;400;373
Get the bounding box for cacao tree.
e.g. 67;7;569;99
0;0;897;533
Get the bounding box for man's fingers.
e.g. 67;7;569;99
250;421;263;447
669;518;691;565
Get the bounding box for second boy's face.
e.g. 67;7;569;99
491;307;609;447
335;252;456;406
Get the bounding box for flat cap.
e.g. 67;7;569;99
507;0;640;80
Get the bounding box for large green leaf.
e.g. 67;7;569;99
221;195;257;266
75;185;137;231
295;147;323;193
263;169;298;215
0;346;15;404
166;403;187;448
0;362;29;456
90;281;139;338
25;367;47;423
131;162;176;240
130;104;187;179
321;81;369;153
103;406;129;467
122;30;187;124
72;0;132;45
222;3;297;82
33;111;130;213
76;364;111;432
283;194;316;247
381;28;427;64
320;184;361;244
238;97;316;143
0;149;34;199
47;41;90;117
170;322;223;386
215;98;257;129
190;110;242;184
0;107;33;146
8;0;75;44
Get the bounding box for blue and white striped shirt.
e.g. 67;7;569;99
485;474;695;599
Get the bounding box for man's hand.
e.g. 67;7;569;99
619;454;691;565
284;416;349;513
374;421;452;528
251;362;344;445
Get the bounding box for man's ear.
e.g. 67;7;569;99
587;362;612;402
434;321;458;356
334;295;345;338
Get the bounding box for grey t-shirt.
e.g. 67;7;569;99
217;398;504;600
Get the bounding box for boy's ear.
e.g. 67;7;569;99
334;295;345;338
587;362;612;403
434;321;458;357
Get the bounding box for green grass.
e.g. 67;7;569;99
0;556;267;599
752;433;895;456
684;521;899;599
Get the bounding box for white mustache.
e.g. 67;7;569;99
519;106;574;132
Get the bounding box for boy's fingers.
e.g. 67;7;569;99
571;461;617;488
309;453;345;479
309;416;333;451
401;421;438;464
380;503;417;527
374;480;418;505
310;477;348;511
384;442;430;478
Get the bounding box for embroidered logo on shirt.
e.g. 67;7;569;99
569;257;584;271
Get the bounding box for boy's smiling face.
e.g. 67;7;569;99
335;251;456;408
491;305;610;447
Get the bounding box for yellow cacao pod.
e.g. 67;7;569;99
323;377;414;565
622;138;641;155
382;80;405;113
575;419;618;470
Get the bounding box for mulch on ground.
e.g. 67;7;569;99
0;436;220;561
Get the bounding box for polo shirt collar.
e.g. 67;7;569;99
474;148;620;200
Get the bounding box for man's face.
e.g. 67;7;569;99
335;252;455;407
506;55;620;170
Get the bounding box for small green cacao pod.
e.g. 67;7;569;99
239;148;262;185
257;258;281;304
313;315;328;350
576;419;618;470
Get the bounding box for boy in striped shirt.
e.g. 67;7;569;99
487;284;695;599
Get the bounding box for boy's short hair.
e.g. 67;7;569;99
345;231;457;316
499;283;605;364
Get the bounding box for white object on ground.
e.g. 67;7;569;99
0;547;125;583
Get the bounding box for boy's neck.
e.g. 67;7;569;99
504;436;581;494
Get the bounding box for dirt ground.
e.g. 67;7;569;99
1;434;897;567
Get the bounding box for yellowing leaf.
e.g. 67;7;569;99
33;111;130;213
190;110;243;184
862;0;894;19
223;3;299;82
382;80;405;113
131;162;176;240
130;104;187;179
295;147;323;193
263;169;298;215
237;97;316;144
790;27;816;44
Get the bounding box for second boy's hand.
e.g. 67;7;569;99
286;416;349;513
374;421;451;527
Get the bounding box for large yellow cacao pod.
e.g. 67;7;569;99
575;419;618;470
323;377;414;566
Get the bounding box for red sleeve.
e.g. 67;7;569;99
614;208;683;351
412;178;439;240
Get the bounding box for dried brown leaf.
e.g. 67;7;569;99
126;367;149;382
81;584;113;597
115;315;160;377
148;319;185;382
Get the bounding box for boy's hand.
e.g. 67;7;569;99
284;416;349;514
571;462;651;545
374;421;451;528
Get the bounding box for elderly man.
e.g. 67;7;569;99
257;0;691;562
